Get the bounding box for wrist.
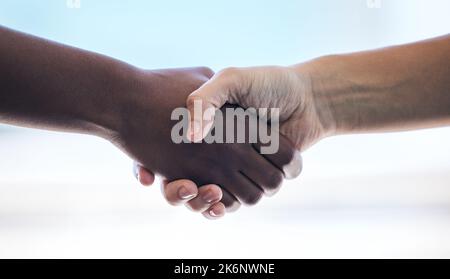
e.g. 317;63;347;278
290;57;340;138
296;54;366;137
81;62;147;140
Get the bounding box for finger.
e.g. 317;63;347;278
281;150;302;179
202;202;226;220
186;184;223;212
253;135;303;179
186;67;246;142
133;162;155;186
196;66;215;79
241;149;284;196
161;179;198;206
231;173;264;206
220;187;241;212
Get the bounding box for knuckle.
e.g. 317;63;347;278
198;66;214;78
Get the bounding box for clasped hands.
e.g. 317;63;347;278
125;66;325;220
0;27;326;220
1;27;447;220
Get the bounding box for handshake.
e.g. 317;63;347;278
126;66;313;219
1;26;448;219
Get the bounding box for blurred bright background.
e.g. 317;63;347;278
0;0;449;258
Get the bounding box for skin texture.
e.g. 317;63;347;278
0;26;300;219
145;35;449;214
305;35;450;136
116;67;298;210
186;66;325;152
179;35;450;152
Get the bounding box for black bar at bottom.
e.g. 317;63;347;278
0;259;447;278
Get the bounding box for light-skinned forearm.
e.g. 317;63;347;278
296;35;450;136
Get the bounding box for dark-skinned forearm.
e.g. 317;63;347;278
0;26;140;138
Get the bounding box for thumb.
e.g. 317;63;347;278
186;68;243;142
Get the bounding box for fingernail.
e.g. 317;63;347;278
202;190;217;203
178;186;196;200
209;208;220;217
283;151;303;179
